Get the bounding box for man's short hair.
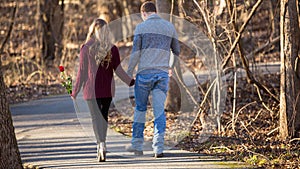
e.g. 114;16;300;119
141;1;156;13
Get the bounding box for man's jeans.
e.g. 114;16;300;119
131;70;169;154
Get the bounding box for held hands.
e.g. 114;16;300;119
129;79;135;87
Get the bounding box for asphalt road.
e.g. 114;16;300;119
10;62;279;168
11;94;253;169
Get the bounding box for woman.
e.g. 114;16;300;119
71;18;134;162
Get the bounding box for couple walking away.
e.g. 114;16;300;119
71;1;180;162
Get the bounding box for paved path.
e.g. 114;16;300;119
11;94;252;169
10;62;280;168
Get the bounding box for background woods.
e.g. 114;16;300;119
1;0;300;168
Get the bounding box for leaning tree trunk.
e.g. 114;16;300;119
0;2;23;167
0;59;23;169
279;0;300;140
156;0;194;112
40;0;64;63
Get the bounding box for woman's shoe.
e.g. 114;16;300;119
97;142;106;162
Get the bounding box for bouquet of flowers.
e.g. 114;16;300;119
58;66;72;94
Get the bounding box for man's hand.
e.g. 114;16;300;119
129;96;136;107
129;87;135;107
168;68;173;77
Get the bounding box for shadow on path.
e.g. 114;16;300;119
11;95;252;169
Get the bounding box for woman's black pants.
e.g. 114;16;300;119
86;97;112;143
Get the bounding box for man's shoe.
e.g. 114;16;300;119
125;145;143;155
154;153;164;158
134;151;143;156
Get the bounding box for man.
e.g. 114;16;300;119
126;1;180;158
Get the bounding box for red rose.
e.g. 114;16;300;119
58;66;72;94
59;66;65;72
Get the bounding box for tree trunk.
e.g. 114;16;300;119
279;0;300;140
156;0;172;14
98;1;112;22
121;0;133;43
0;60;23;168
0;2;23;167
156;0;194;112
40;0;64;63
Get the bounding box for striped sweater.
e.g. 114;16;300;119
127;14;180;77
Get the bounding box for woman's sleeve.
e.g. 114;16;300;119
71;45;88;97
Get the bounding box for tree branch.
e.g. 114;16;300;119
226;0;280;103
222;0;263;69
191;79;216;127
246;36;280;60
0;3;17;54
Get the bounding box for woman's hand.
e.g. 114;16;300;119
129;79;135;86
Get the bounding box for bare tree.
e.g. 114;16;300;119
40;0;64;63
156;0;194;112
0;61;23;169
279;0;300;140
120;0;133;42
0;2;23;168
98;1;113;22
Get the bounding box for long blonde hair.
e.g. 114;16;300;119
85;18;112;67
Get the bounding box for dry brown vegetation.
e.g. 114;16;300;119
108;73;299;168
1;0;300;168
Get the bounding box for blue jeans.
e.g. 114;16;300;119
131;70;169;154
